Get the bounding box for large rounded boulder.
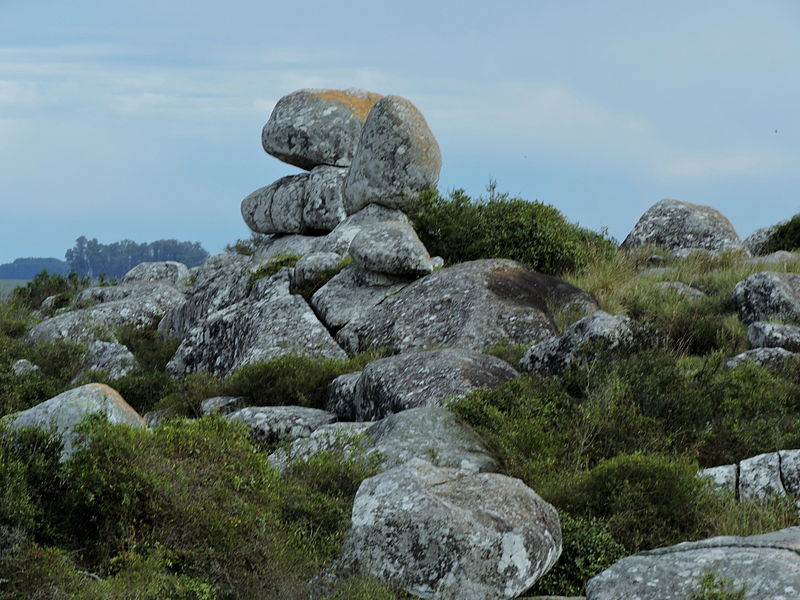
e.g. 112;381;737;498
343;95;441;214
262;88;382;170
621;199;745;255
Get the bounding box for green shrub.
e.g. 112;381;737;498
12;270;91;310
246;254;301;293
115;325;180;372
691;572;746;600
532;514;626;596
407;186;615;275
762;213;800;254
93;370;179;416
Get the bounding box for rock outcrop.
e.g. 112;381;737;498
621;199;746;255
586;527;800;600
227;406;337;446
336;259;596;355
700;449;800;501
335;458;562;600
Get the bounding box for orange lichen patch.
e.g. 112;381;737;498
310;89;382;120
87;382;145;424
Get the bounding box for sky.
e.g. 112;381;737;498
1;0;798;265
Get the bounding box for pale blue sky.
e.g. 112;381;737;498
1;0;798;264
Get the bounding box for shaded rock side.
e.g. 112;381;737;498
748;321;800;352
2;383;146;460
520;311;639;376
725;347;796;370
227;406;336;446
621;199;745;255
269;406;498;475
732;271;800;325
349;220;433;276
167;271;346;377
262;88;382;170
336;458;562;600
343;95;441;214
336;259;596;355
350;348;518;421
586;527;800;600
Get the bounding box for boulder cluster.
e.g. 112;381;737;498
7;88;800;599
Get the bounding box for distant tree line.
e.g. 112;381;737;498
0;257;70;279
65;236;209;278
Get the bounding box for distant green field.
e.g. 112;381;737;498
0;279;28;298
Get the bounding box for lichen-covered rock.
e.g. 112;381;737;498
586;527;800;600
520;311;638;376
311;265;410;330
79;341;139;380
313;203;410;256
744;224;780;256
324;372;363;422
11;359;39;374
121;261;191;285
227;406;336;446
167;271;346;376
700;464;737;495
1;383;145;460
343;95;441;214
701;449;800;502
241;174;308;234
337;259;596;355
262;88;381;170
335;458;561;600
27;292;185;345
74;282;186;308
725;347;796;370
350;349;518;421
302;165;349;231
270;407;498;475
731;271;800;325
748;321;800;352
199;396;245;417
291;252;343;289
621;199;746;255
349;221;433;276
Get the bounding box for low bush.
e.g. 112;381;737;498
407;186;614;276
246;254;300;293
12;270;91;310
115;325;180;372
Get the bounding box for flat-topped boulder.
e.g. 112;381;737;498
586;527;800;600
2;383;145;460
343;95;441;214
621;199;746;255
336;259;596;355
121;261;191;285
262;88;382;170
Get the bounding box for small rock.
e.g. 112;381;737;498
732;271;800;325
748;321;800;352
227;406;337;446
349;221;433;276
199;396;246;417
79;341;139;380
725;347;796;370
653;282;706;298
11;359;39;374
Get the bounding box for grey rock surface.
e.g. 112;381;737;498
586;527;800;600
311;265;410;330
725;347;796;370
79;341;139;380
199;396;246;417
748;321;800;352
167;271;346;377
520;311;638;376
744;225;780;256
336;458;562;600
270;407;498;475
732;271;800;325
262;88;381;170
337;259;596;355
653;281;706;298
74;282;186;309
349;221;433;276
343;95;441;214
121;261;191;286
2;383;146;460
701;449;800;501
302;165;349;231
350;348;518;421
227;405;336;446
700;464;737;495
291;251;342;288
621;199;746;255
743;250;799;266
11;359;39;374
324;372;363;422
241;174;308;234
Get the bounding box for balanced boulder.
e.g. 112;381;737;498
335;458;561;600
262;88;381;170
343;95;441;214
621;199;745;255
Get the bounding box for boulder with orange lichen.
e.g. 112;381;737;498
262;88;382;170
1;383;146;460
343;95;441;214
